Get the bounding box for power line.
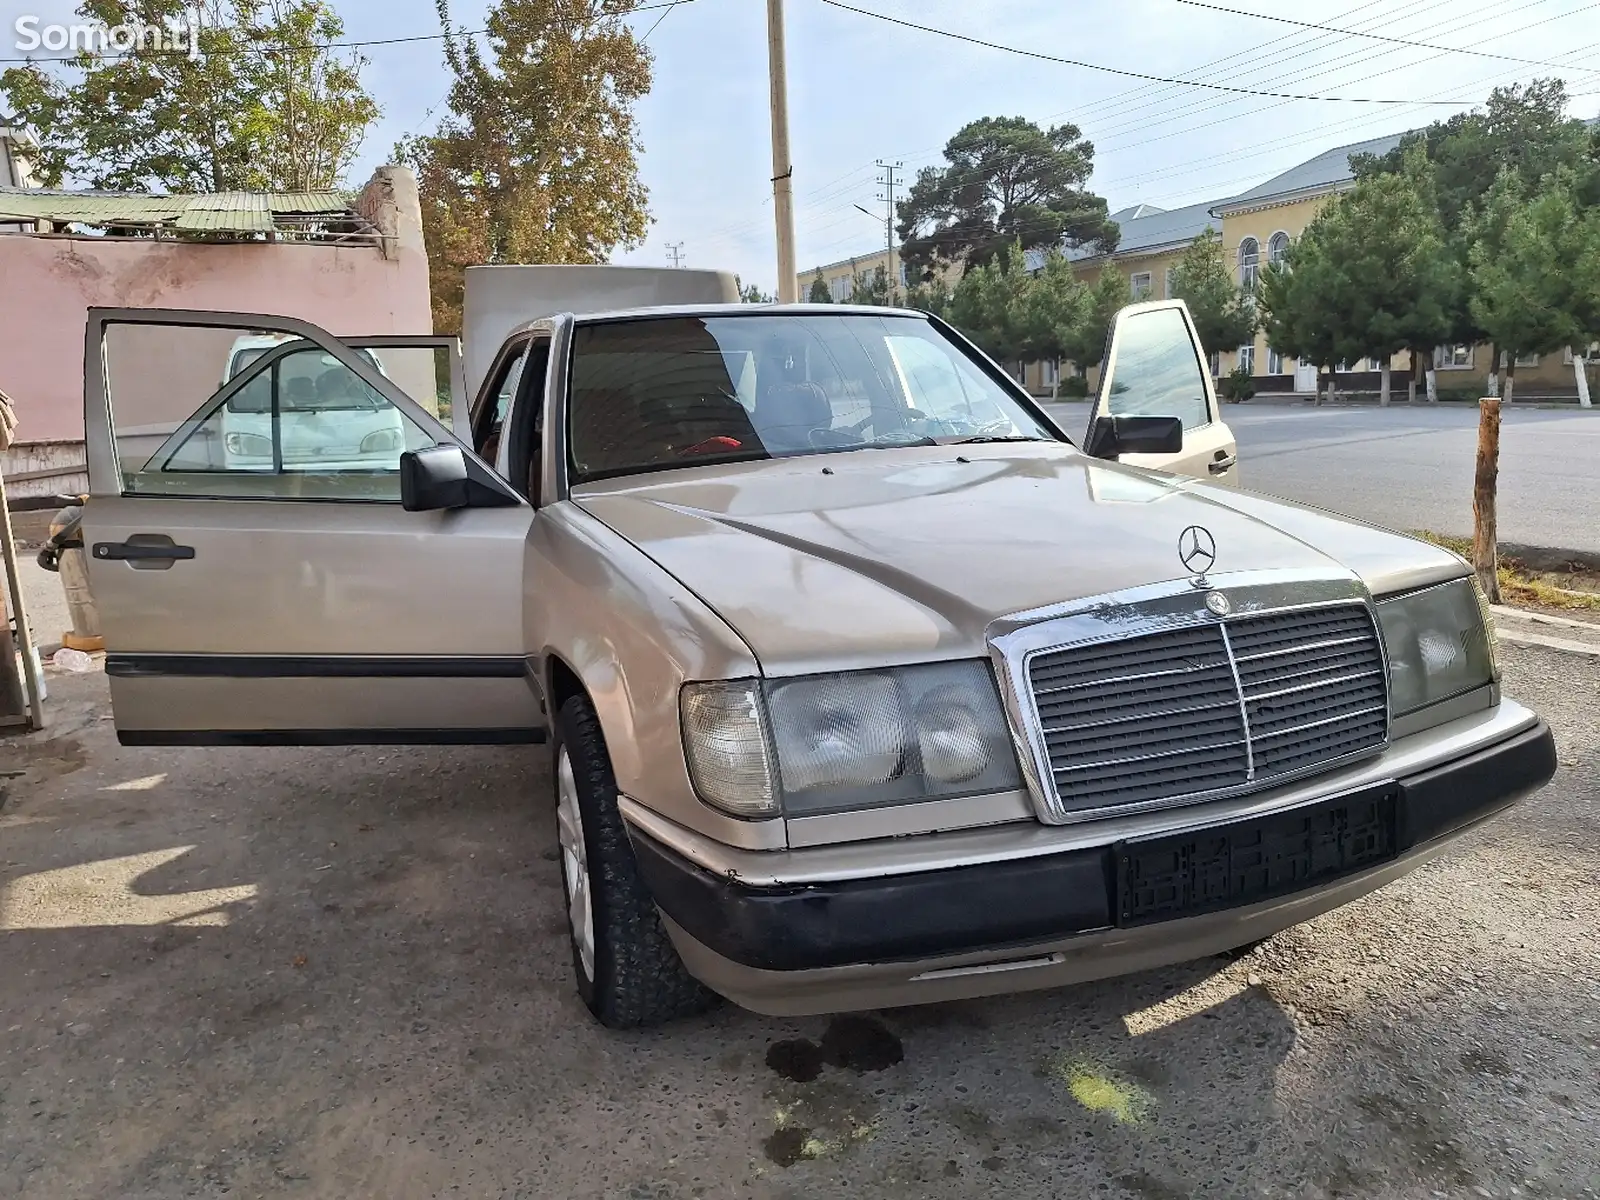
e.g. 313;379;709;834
639;0;689;43
816;0;1474;106
1172;0;1591;71
665;241;686;268
0;0;695;65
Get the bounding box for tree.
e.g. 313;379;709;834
896;116;1117;281
1468;171;1597;405
1017;251;1088;397
1060;265;1131;376
1258;240;1354;404
847;265;894;306
1167;229;1257;368
807;268;831;303
735;277;773;304
902;279;953;321
1268;159;1456;406
1463;170;1599;600
947;242;1031;364
400;0;652;332
1;0;378;192
1351;78;1598;391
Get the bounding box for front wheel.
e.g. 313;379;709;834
551;694;719;1028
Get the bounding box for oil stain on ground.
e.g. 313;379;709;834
765;1015;904;1083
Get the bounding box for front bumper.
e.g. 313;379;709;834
629;715;1556;1015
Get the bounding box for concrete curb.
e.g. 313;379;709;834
1494;628;1600;657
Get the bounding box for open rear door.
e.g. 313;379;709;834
1085;300;1239;486
83;309;541;745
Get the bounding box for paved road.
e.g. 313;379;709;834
3;562;1598;1198
1043;401;1600;556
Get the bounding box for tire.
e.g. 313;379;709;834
551;694;719;1029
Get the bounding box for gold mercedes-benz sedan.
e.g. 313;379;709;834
80;294;1556;1027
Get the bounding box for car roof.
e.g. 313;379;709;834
499;303;933;342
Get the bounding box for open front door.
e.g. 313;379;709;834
1084;300;1239;486
83;309;541;745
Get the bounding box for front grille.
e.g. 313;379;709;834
1027;604;1387;816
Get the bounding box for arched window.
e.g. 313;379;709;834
1267;231;1290;267
1238;237;1260;290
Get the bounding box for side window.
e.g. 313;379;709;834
129;343;435;501
1102;308;1211;432
474;342;529;458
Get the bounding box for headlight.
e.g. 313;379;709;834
224;431;273;456
360;427;404;453
679;662;1021;819
1376;577;1498;717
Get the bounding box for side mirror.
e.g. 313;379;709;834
1085;414;1185;459
401;445;470;510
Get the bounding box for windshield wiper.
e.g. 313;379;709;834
949;434;1047;445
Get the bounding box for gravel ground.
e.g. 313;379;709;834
0;644;1595;1200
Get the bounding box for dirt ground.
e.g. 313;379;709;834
1;643;1596;1200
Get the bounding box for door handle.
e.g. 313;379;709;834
93;535;196;568
1208;454;1237;475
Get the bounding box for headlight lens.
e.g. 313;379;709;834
1376;577;1497;717
679;662;1021;819
360;427;404;453
224;431;273;456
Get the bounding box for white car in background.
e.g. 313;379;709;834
218;334;406;472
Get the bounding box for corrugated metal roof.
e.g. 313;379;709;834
265;191;348;213
0;186;356;234
1214;131;1408;211
173;206;275;232
1066;198;1221;263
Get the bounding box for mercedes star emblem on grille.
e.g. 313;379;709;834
1179;525;1217;576
1205;591;1232;616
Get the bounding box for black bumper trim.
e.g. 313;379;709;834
632;721;1556;973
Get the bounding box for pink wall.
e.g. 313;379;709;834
0;230;432;444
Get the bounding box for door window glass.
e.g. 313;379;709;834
111;327;435;500
1102;308;1211;432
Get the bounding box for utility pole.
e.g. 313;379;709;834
876;160;903;299
665;242;686;269
766;0;798;303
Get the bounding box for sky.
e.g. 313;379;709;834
5;0;1600;292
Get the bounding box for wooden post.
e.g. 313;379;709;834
1473;397;1502;604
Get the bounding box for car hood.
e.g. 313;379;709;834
574;444;1465;675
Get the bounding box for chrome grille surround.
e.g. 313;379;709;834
988;570;1391;825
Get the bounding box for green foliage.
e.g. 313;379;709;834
807;268;831;304
1259;156;1458;375
902;279;953;321
1219;365;1256;403
1017;250;1089;369
1353;80;1596;228
948;242;1031;362
848;265;894;306
897;116;1117;280
1059;373;1090;398
1167;229;1257;358
1062;265;1132;372
1;0;379;192
400;0;652;332
942;246;1128;376
1467;170;1600;397
1351;79;1598;348
736;277;774;304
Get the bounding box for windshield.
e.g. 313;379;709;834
566;313;1057;483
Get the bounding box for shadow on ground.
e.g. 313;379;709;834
1;656;1596;1200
